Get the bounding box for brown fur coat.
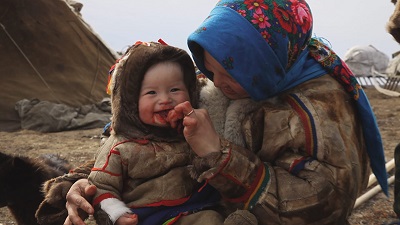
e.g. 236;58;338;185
192;75;370;225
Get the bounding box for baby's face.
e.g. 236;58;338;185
138;61;190;127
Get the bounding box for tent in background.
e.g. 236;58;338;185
0;0;117;131
343;45;389;76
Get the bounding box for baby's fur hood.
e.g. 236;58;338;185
110;43;200;141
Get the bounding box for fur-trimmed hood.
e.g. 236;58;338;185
110;42;200;142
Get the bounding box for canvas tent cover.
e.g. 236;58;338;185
343;45;389;76
1;0;117;131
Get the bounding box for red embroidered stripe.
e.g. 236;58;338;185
198;147;232;192
91;167;121;176
91;138;150;176
225;163;265;203
289;156;308;172
92;193;117;206
134;196;191;207
285;94;318;158
244;164;270;210
91;148;122;176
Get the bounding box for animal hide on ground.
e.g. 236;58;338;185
0;152;71;225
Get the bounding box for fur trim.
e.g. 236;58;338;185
198;78;229;136
190;151;224;180
100;198;131;224
387;0;400;43
107;53;130;96
224;99;261;147
199;79;261;147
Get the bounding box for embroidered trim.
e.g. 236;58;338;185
225;163;270;211
92;193;117;206
285;93;318;158
199;138;232;187
91;139;149;176
244;163;270;210
288;156;313;175
162;212;186;225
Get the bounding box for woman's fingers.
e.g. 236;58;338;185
168;101;194;128
64;179;95;225
174;101;195;116
182;108;221;157
167;110;181;128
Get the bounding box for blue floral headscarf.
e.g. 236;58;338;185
188;0;388;195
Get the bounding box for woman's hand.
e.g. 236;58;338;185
168;101;221;157
64;179;97;225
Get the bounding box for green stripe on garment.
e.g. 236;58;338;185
246;163;270;210
162;217;176;225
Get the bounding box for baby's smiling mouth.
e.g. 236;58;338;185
156;109;172;121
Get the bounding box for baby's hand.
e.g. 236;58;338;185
115;213;138;225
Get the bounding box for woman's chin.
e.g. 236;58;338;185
222;91;240;100
222;90;250;100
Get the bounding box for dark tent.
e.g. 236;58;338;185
1;0;117;131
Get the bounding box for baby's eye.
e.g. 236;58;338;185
145;90;156;95
170;88;180;92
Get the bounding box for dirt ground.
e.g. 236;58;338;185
0;87;399;225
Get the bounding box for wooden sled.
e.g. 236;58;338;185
370;68;400;97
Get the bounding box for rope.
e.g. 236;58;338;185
89;41;100;97
1;22;61;103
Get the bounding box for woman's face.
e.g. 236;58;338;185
203;50;249;100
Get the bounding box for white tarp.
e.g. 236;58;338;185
343;45;389;76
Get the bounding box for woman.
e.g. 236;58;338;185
174;0;388;224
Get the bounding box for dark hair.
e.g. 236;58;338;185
111;42;199;139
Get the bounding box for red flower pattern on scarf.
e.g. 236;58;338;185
290;0;312;34
272;2;297;34
251;12;271;28
244;0;269;14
